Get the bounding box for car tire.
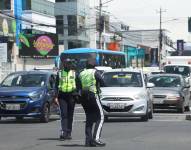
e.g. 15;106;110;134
141;113;149;121
148;109;153;119
16;116;23;121
0;116;1;121
185;105;190;112
40;103;50;123
177;104;185;113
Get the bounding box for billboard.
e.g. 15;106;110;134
19;34;58;58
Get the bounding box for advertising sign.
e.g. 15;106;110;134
0;43;7;63
19;34;58;58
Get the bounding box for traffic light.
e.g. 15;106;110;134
188;17;191;32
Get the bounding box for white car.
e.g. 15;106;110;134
100;68;154;121
95;66;112;74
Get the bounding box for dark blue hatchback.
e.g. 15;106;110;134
0;70;57;122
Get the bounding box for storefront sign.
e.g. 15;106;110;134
19;34;58;58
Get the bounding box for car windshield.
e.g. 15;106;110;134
102;72;143;87
149;76;181;87
164;66;190;76
1;73;47;87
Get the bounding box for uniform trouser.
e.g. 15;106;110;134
58;92;75;136
80;91;104;143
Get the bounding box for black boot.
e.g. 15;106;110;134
59;132;67;140
92;140;106;147
65;133;72;140
85;141;97;147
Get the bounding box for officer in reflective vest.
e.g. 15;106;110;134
55;58;78;140
79;59;106;147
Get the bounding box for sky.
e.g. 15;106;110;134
91;0;191;42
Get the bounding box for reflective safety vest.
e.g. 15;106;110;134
79;69;97;93
59;70;76;92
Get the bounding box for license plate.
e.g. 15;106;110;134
109;103;125;109
6;104;20;110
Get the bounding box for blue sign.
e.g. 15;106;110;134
14;0;22;46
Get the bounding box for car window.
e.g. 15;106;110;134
102;72;143;87
1;73;47;87
149;76;181;87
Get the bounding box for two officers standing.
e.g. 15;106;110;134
55;57;106;147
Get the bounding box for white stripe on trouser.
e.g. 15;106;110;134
95;94;104;141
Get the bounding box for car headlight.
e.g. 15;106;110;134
29;91;45;101
134;93;146;100
167;94;181;100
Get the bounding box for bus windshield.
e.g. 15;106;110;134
164;65;190;76
60;48;126;70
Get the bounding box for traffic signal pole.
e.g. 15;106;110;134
159;8;162;69
98;0;102;49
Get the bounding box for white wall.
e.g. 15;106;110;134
22;13;56;33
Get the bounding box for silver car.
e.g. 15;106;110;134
100;68;154;121
148;74;190;113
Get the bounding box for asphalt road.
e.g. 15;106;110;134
1;106;191;150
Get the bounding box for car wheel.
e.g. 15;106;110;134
148;109;153;119
185;105;190;112
16;116;23;121
141;113;149;121
0;116;1;121
177;104;185;113
40;103;50;123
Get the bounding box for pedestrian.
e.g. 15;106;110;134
78;59;106;147
55;58;78;140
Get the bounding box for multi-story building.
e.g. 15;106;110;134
0;0;56;81
55;0;90;50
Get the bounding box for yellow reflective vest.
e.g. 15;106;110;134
79;69;96;93
59;70;76;92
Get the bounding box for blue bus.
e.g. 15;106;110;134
59;48;126;69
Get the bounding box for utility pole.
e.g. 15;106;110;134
158;8;166;69
98;0;102;49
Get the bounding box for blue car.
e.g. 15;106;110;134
0;70;57;123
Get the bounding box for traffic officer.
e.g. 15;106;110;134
55;58;78;140
79;59;106;147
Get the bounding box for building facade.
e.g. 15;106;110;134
55;0;90;50
0;0;56;81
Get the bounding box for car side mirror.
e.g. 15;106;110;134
147;82;155;88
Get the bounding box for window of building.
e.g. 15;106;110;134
56;15;64;34
68;15;77;36
0;0;11;10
